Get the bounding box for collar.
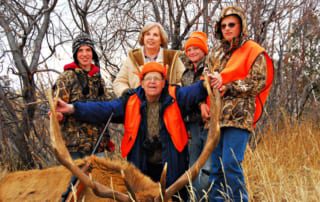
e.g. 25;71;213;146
142;47;164;63
64;62;100;77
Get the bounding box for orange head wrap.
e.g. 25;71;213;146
184;31;208;55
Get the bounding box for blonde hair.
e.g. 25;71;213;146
138;22;168;48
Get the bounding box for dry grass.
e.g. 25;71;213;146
0;118;319;201
245;119;320;202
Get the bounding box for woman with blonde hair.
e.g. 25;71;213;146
113;22;185;97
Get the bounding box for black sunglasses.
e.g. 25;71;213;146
221;22;237;29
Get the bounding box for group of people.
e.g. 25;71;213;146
52;6;273;202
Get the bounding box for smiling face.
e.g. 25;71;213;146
186;46;206;63
76;45;93;70
143;26;162;51
221;15;241;42
141;72;165;102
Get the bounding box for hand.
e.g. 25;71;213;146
219;85;227;96
55;98;75;115
200;103;210;122
47;110;64;122
56;112;64;122
209;71;222;89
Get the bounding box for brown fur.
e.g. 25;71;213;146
0;156;160;202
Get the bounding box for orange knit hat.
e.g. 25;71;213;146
184;31;208;55
139;62;167;80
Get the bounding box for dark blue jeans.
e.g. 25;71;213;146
209;127;249;202
187;122;212;199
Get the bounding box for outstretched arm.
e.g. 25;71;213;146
54;98;125;124
72;99;125;124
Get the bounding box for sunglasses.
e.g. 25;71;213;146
221;22;238;30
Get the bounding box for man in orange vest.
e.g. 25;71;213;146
208;6;274;202
55;61;219;200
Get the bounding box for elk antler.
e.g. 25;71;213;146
47;90;131;202
159;162;168;199
161;75;221;201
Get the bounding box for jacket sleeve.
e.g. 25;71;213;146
72;98;125;124
176;80;207;114
112;57;131;97
225;54;267;96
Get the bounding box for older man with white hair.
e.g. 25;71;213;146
55;61;221;200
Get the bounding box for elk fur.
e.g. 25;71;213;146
0;156;161;201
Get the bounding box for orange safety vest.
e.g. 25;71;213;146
220;40;274;125
121;86;189;157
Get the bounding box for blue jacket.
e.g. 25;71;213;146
73;81;207;187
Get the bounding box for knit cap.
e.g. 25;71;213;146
72;33;100;67
184;31;208;55
139;62;167;80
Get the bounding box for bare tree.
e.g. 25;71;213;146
285;4;320;119
0;0;58;168
150;0;221;49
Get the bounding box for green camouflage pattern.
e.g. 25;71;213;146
181;55;207;87
208;43;267;133
53;68;114;155
180;54;207;123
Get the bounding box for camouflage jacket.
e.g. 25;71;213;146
180;54;207;123
208;40;267;133
53;62;114;155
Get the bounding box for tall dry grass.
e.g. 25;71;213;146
1;117;319;201
245;118;320;202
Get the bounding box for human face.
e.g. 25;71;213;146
76;45;93;70
143;26;162;51
141;72;165;102
186;46;205;63
221;15;241;42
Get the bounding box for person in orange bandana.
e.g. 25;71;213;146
54;62;219;201
208;6;274;201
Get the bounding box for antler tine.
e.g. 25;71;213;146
47;90;131;202
47;89;73;164
160;163;168;199
163;74;221;201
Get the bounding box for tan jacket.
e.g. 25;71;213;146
113;47;185;97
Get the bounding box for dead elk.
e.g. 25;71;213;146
0;157;162;201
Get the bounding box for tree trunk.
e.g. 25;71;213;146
0;85;35;168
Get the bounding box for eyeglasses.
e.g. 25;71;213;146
221;22;238;30
143;76;163;82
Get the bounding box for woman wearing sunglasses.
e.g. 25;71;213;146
207;6;274;201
